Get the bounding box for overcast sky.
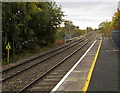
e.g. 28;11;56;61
56;0;119;29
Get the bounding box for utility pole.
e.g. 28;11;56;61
118;1;120;11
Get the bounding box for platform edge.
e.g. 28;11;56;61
82;39;102;92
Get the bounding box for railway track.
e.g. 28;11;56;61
2;32;96;92
19;34;96;92
2;32;92;82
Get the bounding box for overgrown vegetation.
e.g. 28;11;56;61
61;20;85;37
98;9;120;37
2;2;64;63
2;2;86;64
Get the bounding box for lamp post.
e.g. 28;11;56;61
118;1;120;11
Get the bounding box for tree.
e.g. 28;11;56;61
99;21;114;37
111;10;120;31
2;2;64;60
63;20;75;35
29;2;64;46
2;2;42;55
86;27;93;32
73;28;82;37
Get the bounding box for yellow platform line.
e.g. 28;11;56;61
82;40;102;93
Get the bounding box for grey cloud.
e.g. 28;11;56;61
57;2;118;29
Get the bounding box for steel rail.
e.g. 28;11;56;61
19;36;94;93
2;33;93;82
2;32;92;73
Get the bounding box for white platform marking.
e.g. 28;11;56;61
50;40;97;93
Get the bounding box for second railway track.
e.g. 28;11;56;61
2;32;96;92
2;32;92;82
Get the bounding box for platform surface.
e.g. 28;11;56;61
55;40;100;91
88;38;119;92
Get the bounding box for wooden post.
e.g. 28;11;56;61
7;49;9;63
6;42;11;63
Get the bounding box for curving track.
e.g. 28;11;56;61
2;32;96;92
2;33;92;82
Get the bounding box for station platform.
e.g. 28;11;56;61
51;38;119;92
88;38;119;92
51;39;100;92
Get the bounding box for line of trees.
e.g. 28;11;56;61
98;9;120;37
60;20;85;38
2;2;64;59
111;9;120;31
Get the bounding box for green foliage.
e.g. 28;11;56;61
98;9;120;37
63;20;75;35
29;2;64;45
99;21;114;37
73;28;83;37
86;27;93;31
56;28;65;40
99;10;120;37
2;2;64;60
112;10;120;31
57;20;84;39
